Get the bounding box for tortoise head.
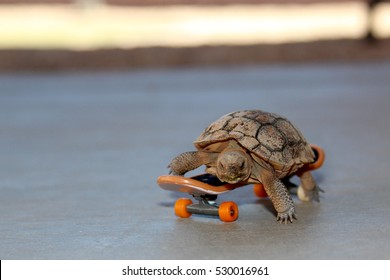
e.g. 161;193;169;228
216;149;252;184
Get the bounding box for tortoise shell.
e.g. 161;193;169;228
194;110;314;171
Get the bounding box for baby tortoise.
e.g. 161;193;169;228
168;109;323;223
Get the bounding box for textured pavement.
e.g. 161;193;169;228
1;60;390;259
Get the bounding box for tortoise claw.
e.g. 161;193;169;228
276;208;297;224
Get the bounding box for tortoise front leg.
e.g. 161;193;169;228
168;151;217;176
255;164;296;223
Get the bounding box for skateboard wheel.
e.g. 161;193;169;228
253;183;268;198
174;198;193;218
218;201;239;222
307;144;325;171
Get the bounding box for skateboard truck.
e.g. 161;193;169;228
186;195;219;216
174;196;239;222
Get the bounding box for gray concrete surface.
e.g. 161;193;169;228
1;61;390;259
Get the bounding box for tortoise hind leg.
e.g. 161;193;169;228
297;170;323;202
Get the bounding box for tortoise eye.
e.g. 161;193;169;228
240;161;245;169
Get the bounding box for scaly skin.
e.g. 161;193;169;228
168;151;203;175
255;160;297;223
168;151;217;176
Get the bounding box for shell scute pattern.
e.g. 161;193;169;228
240;136;261;150
195;110;314;168
204;114;232;134
258;125;285;151
230;118;260;138
197;115;231;146
253;144;272;161
274;119;302;143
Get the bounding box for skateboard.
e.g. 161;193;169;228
158;144;325;222
157;173;245;222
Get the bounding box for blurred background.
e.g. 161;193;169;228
1;0;390;71
2;1;390;260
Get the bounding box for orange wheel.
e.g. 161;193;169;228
218;201;239;222
174;198;193;218
307;144;325;171
253;183;268;198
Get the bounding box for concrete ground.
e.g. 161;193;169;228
1;60;390;259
